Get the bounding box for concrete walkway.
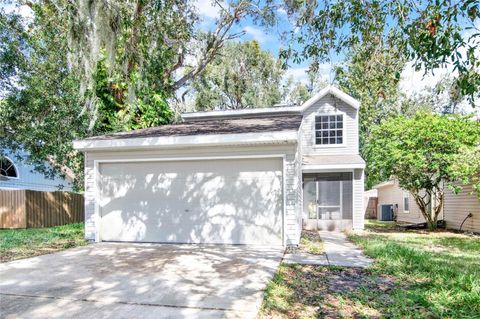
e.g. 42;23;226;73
284;231;372;268
320;231;372;268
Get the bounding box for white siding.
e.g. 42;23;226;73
0;150;73;192
83;144;301;245
84;152;96;240
299;93;365;231
444;184;480;233
352;169;364;229
300;95;359;156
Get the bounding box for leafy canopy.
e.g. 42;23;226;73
191;40;284;110
282;0;480;104
0;3;88;188
366;112;480;228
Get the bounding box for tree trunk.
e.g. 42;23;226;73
412;191;435;230
412;189;444;231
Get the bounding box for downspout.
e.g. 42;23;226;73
459;213;473;232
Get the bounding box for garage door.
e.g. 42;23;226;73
98;158;283;245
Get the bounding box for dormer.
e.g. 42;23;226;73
298;86;360;156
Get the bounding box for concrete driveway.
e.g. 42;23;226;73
0;243;284;319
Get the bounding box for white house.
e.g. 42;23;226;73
0;149;73;192
73;86;365;246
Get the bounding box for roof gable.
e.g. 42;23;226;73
300;86;360;112
181;86;360;121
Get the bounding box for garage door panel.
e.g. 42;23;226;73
99;158;283;245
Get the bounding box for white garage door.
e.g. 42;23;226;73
98;158;283;245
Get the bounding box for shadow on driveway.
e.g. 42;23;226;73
0;243;284;319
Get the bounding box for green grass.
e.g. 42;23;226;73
260;221;480;318
0;223;87;262
348;222;480;318
299;230;324;255
364;219;396;231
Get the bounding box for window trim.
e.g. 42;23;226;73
0;156;19;179
312;112;346;148
403;191;410;213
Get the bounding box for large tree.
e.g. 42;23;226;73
0;0;280;187
335;42;406;146
191;40;284;110
281;0;480;104
0;3;88;189
56;0;279;121
365;112;480;230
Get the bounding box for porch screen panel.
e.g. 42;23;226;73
317;180;341;220
303;181;316;219
304;172;353;220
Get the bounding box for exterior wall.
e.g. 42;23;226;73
300;94;359;156
376;180;425;224
352;169;365;229
294;140;303;243
0;149;73;192
298;94;364;230
83;144;301;245
444;183;480;233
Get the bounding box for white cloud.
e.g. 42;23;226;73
284;64;332;84
277;8;287;16
243;26;268;43
2;3;33;20
399;62;452;96
194;0;222;19
285;67;309;83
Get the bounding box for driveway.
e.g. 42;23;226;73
0;243;284;319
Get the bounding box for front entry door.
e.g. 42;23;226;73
317;180;342;220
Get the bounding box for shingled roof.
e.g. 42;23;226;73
85;114;303;141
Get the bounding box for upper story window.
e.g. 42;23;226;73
315;114;344;145
0;157;18;178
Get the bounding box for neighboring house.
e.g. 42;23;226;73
374;180;425;224
375;178;480;233
73;86;365;246
444;182;480;233
0;149;73;192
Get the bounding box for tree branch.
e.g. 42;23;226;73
170;2;249;91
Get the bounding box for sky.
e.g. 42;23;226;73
3;1;479;113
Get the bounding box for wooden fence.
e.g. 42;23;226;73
0;190;84;228
365;197;378;219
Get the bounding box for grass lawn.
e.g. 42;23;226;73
259;221;480;319
0;223;87;263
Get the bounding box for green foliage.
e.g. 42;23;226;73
282;71;328;106
94;58;173;131
282;0;480;104
0;2;178;188
366;112;480;228
0;223;86;262
0;4;88;188
335;42;406;148
191;40;284;110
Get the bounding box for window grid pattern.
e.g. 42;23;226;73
315;115;344;145
0;158;18;178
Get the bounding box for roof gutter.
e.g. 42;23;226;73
302;163;366;172
73;130;298;152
